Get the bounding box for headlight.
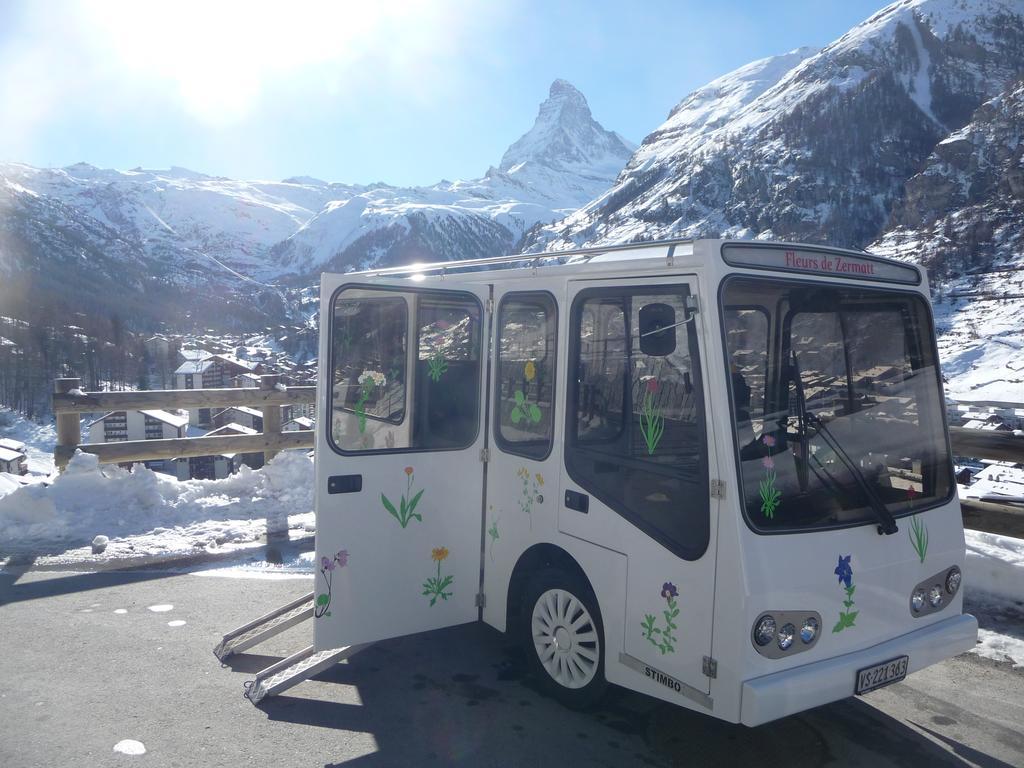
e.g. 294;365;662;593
778;623;796;650
800;616;819;644
911;588;926;612
754;615;776;646
945;566;962;595
928;585;943;608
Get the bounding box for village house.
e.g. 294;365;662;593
87;409;189;443
0;437;28;475
282;416;314;432
174;353;262;427
170;423;265;480
213;406;263;432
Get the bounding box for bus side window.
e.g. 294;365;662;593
494;293;556;460
566;287;710;561
329;290;409;452
413;295;482;450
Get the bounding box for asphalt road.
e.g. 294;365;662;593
1;565;1022;768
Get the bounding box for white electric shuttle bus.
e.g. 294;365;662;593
239;239;978;725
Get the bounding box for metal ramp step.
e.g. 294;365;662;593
243;644;368;704
213;591;315;662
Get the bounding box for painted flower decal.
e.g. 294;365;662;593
404;466;414;476
643;580;680;654
832;554;858;633
524;360;536;381
834;555;853;589
639;377;664;454
315;548;349;618
759;433;781;518
423;546;454;606
535;473;544;486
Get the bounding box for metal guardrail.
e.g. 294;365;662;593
52;375;315;471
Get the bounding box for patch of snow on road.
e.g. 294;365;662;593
113;739;146;755
167;620;186;627
147;604;173;613
114;609;127;615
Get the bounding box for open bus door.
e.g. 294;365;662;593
313;274;491;651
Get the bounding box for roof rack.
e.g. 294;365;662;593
347;238;696;279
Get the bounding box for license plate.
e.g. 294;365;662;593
855;655;909;694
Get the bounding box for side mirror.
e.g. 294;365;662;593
639;303;677;356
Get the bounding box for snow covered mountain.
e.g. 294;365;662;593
267;80;634;275
874;77;1024;403
0;80;632;329
527;0;1024;252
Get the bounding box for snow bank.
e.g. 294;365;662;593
0;449;313;553
965;529;1024;603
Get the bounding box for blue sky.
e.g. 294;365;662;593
0;0;889;187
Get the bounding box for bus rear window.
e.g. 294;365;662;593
721;277;953;533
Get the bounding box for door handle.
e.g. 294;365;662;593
564;490;589;513
328;474;362;494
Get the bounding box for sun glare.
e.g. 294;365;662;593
80;0;431;124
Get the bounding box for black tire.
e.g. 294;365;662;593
520;567;607;709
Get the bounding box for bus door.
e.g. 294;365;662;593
559;276;720;697
314;275;491;650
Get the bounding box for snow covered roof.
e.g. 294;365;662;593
179;348;211;361
175;359;214;375
0;437;26;452
209;353;255;371
0;446;26;462
216;405;262;419
284;416;313;429
139;409;189;428
205;423;259;436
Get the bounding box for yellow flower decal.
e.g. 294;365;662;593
535;473;544;486
431;546;449;562
524;360;536;381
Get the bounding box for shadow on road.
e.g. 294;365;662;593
0;568;180;605
225;623;990;768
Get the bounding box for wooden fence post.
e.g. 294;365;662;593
260;374;287;541
53;378;82;473
261;374;282;465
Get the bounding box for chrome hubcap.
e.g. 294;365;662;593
531;588;600;689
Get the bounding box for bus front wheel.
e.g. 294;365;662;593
521;568;607;709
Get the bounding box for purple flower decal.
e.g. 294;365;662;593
335;550;349;568
322;556;337;571
660;582;678;600
761;456;775;470
762;434;776;448
834;555;853;589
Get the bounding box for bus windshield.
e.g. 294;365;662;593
722;277;953;533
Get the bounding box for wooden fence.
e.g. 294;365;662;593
51;375;315;472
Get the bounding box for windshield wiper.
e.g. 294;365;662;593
789;350;898;536
806;412;899;535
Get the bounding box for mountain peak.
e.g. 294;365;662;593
499;80;635;178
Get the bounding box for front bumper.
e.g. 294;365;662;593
740;613;978;726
